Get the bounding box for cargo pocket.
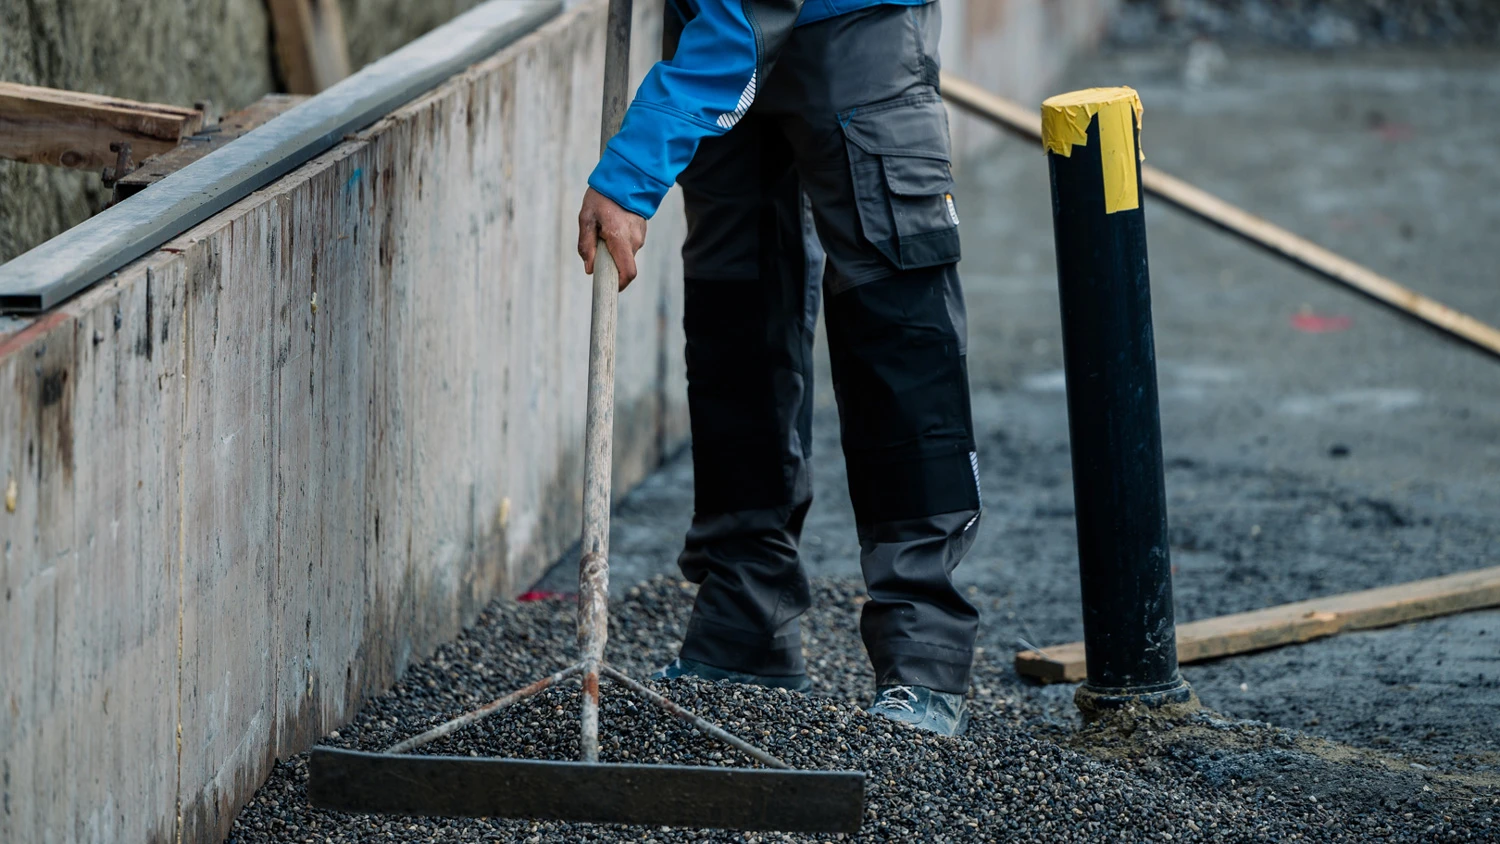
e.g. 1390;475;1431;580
840;92;962;271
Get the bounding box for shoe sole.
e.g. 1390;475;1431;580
864;708;970;737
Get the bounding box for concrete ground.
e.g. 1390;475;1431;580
537;46;1500;772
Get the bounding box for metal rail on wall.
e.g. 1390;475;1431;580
0;0;562;315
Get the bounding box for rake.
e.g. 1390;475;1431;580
306;0;866;831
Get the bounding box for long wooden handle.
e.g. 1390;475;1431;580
580;242;618;568
578;0;632;765
940;72;1500;361
580;240;619;561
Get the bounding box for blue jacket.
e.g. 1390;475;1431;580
587;0;932;218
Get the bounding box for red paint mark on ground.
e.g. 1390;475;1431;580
1375;122;1415;142
1291;313;1353;333
517;590;572;602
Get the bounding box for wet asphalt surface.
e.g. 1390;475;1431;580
234;42;1499;844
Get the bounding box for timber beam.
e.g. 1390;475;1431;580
268;0;353;94
0;82;207;171
1016;566;1500;684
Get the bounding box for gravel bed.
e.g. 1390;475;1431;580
1109;0;1500;47
231;579;1498;842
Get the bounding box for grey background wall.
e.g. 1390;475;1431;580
0;1;1110;841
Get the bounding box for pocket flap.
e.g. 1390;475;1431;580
882;155;954;196
841;93;952;160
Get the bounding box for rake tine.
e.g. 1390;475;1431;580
600;663;790;770
386;661;585;754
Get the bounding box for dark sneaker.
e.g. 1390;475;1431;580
867;685;970;736
650;657;811;692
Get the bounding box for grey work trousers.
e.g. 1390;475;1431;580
670;1;981;694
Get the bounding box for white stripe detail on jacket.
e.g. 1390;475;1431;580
715;71;757;129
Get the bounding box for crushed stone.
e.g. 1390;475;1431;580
230;579;1499;842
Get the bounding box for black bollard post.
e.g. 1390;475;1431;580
1042;88;1195;715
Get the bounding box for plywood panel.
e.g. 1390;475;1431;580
0;313;72;844
62;268;185;844
0;264;188;844
175;214;281;843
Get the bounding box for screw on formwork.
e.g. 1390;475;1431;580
101;142;133;188
193;100;221;128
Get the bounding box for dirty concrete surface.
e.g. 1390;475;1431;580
234;41;1500;844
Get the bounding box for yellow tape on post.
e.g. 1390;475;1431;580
1041;87;1144;214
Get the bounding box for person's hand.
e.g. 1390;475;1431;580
577;188;648;291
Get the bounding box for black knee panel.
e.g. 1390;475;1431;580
684;277;812;515
826;265;979;523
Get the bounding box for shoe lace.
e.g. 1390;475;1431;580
872;685;919;714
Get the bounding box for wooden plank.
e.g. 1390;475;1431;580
267;0;353;94
112;95;308;203
1015;566;1500;683
939;72;1500;361
0;81;204;170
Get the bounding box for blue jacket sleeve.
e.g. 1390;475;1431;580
588;0;804;218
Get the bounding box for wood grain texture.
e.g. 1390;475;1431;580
267;0;353;94
1016;567;1500;683
0;82;204;170
0;4;683;841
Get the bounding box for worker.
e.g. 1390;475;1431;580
576;0;980;736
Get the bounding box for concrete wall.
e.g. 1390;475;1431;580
0;1;1110;842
